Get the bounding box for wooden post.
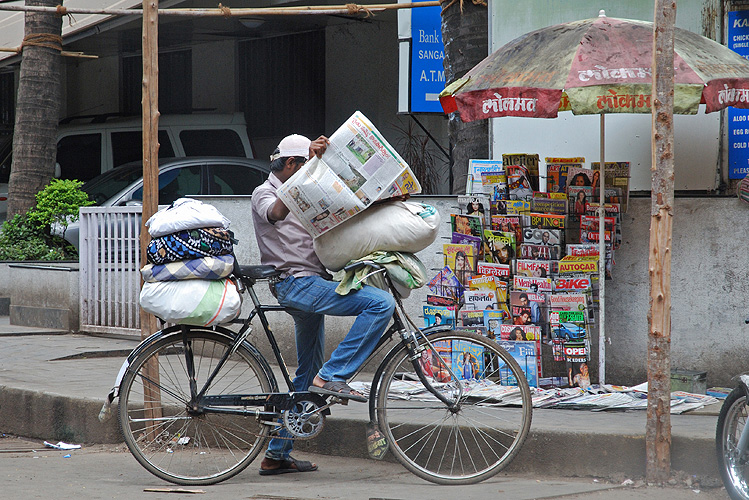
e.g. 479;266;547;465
647;0;675;484
139;0;161;427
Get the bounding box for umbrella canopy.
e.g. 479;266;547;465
440;12;749;121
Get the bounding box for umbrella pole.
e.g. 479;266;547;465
598;114;606;385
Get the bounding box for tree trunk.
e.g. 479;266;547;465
441;0;488;194
7;0;63;218
646;0;675;484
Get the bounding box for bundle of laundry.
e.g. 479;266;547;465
313;201;439;272
139;198;242;326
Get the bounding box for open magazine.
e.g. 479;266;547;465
277;111;422;238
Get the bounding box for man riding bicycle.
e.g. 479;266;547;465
251;134;396;475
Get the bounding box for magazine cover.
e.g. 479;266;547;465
528;212;566;230
515;259;556;277
483;310;506;340
545;157;585;193
531;195;567;215
495;340;539;387
476;261;512;279
549;293;588;312
481;172;509;201
431;340;453;382
443;243;476;287
554;275;592;293
427;266;464;302
522;227;562;246
566;166;597;190
510;290;547;325
566;243;599;257
423;305;456;328
458;309;486;328
491;215;523;242
465;159;504;195
457;194;491;226
426;294;456;307
450;232;483;260
568;185;593;215
505;164;534;200
550;318;587;342
513;275;553;293
503;153;540;191
567;361;592;389
451;213;483;237
590;161;630;213
468;274;498;292
482;230;515;265
462;289;498;311
520;243;561;261
558;255;598;274
451;339;485;380
505;199;531;216
563;341;591;364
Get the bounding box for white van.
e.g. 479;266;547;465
55;112;256;182
0;113;255;219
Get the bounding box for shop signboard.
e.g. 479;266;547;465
728;10;749;180
409;3;445;113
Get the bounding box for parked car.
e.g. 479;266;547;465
62;156;270;251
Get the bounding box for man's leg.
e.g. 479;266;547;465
274;275;395;383
263;308;324;462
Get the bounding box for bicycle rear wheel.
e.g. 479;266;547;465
375;330;532;485
717;387;749;500
118;328;273;485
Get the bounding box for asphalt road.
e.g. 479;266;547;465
0;435;732;500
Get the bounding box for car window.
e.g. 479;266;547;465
57;133;102;182
180;129;245;157
210;163;265;195
111;130;175;167
81;164;143;205
131;165;203;205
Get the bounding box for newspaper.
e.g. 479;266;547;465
277;111;422;238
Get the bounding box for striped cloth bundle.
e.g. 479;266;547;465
139;200;242;326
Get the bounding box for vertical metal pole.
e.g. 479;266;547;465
598;114;606;385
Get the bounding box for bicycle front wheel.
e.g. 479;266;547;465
717;387;749;500
118;328;273;485
376;330;532;485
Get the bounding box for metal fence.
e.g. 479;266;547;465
79;206;142;336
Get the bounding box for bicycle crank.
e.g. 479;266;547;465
283;398;327;439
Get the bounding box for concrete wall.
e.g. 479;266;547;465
8;263;80;331
205;195;749;388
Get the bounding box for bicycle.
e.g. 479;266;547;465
114;261;533;486
716;318;749;500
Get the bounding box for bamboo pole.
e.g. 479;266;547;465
598;114;606;385
0;46;96;58
646;0;675;484
0;1;439;17
139;0;162;430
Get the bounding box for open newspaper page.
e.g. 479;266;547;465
277;111;422;238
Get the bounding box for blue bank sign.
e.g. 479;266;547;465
728;10;749;179
410;4;445;113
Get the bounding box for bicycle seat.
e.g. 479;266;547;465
238;265;281;280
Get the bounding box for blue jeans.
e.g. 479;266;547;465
264;275;396;460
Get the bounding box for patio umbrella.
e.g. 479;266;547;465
439;10;749;383
439;11;749;120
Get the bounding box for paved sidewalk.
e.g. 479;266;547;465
0;316;723;485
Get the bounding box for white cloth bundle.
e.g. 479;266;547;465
146;198;231;237
140;278;242;326
313;201;439;271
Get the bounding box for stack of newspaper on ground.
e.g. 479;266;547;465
350;379;719;414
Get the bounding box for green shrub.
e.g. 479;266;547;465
0;179;93;261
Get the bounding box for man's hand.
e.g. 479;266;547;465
309;136;330;159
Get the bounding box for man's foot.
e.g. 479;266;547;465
310;376;367;402
259;456;318;475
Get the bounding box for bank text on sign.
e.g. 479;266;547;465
410;4;445;113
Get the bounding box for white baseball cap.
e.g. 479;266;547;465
270;134;311;161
